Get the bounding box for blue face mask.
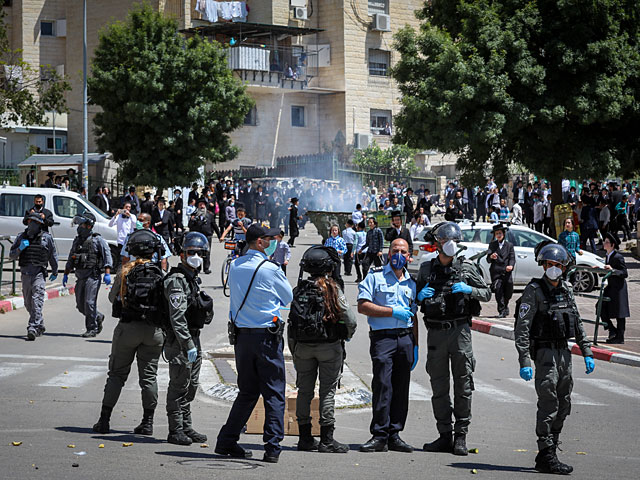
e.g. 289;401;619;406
390;252;407;270
265;239;278;256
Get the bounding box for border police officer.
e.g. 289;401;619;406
10;213;58;341
215;224;293;463
357;238;417;453
93;229;165;435
63;212;113;337
515;243;594;475
417;222;490;455
163;232;213;445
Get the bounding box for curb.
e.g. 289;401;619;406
0;285;75;314
471;318;640;368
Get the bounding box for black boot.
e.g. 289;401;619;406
535;446;573;475
297;423;319;451
133;409;154;435
318;425;349;453
184;428;208;443
423;432;453;453
167;430;193;446
453;434;468;456
92;406;112;434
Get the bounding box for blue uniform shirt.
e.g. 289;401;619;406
120;230;171;263
357;263;416;330
229;249;293;328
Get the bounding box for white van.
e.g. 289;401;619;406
0;185;119;263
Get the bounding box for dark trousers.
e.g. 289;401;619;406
534;221;543;233
493;276;513;315
344;243;354;275
602;315;626;340
203;236;213;272
362;252;382;279
354;252;363;281
369;331;414;440
216;331;286;456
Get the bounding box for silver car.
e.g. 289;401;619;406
409;222;604;292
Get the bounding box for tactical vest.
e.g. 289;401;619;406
166;266;213;330
70;234;100;271
530;280;577;341
120;262;166;326
288;279;345;343
19;233;48;268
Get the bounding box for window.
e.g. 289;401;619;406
368;0;388;15
46;138;63;151
511;229;547;248
370;109;391;135
53;196;84;218
291;105;305;127
244;106;257;126
0;194;35;217
40;20;55;37
369;49;390;76
3;1;13;7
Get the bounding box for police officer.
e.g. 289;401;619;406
121;213;171;271
417;222;490;455
357;238;417;453
515;243;595;475
163;232;213;445
63;212;113;337
10;213;58;341
188;198;220;274
486;223;515;318
215;224;293;463
93;230;165;435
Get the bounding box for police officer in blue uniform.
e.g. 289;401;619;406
357;238;417;453
215;224;293;463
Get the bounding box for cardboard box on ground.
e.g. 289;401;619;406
246;391;321;436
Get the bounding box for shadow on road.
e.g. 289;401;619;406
0;334;29;341
449;462;537;473
85;339;112;344
55;426;164;443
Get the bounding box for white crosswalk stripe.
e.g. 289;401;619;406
39;365;105;388
473;379;530;403
0;362;43;378
409;381;431;401
580;378;640;400
507;378;606;406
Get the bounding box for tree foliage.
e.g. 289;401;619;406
353;141;419;178
393;0;640;188
89;3;253;188
0;10;70;128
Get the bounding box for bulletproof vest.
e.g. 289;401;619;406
421;258;480;321
18;233;48;268
70;234;100;271
120;262;166;326
166;266;213;330
530;280;577;341
288;279;345;343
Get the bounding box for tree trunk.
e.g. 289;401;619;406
550;176;564;239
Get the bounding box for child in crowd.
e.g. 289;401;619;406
270;231;291;274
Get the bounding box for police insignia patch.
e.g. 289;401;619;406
169;293;184;309
519;303;531;318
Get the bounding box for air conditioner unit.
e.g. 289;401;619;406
290;0;307;7
373;13;391;32
355;133;371;150
294;7;308;20
56;19;67;37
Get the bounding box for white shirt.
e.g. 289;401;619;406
109;212;137;245
102;194;110;212
352;210;363;225
410;224;425;241
512;203;523;225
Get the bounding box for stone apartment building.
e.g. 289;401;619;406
2;1;425;175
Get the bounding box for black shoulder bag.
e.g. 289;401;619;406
227;259;268;345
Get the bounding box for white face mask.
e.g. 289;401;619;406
442;240;457;257
545;266;563;281
186;254;203;270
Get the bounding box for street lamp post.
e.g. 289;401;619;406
82;0;88;196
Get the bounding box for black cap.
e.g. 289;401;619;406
246;224;280;243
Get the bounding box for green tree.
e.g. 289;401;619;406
89;3;253;188
393;0;640;209
354;141;419;178
0;10;70;128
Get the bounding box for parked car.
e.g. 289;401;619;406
0;185;120;265
408;221;604;292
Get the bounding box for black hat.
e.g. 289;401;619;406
290;197;299;203
492;223;508;234
604;232;620;249
197;197;207;204
46;171;56;177
129;186;136;192
390;210;402;218
246;224;280;243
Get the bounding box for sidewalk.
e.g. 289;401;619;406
0;283;75;314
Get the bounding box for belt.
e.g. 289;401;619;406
425;318;470;330
237;327;270;334
369;327;413;338
535;339;569;350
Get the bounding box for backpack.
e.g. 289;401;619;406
122;262;167;327
288;279;341;343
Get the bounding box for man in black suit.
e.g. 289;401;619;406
403;188;414;226
173;189;184;232
486;224;516;318
384;211;413;259
151;198;173;248
601;233;629;344
23;194;54;232
91;187;108;213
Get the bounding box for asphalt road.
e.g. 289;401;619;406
1;225;640;479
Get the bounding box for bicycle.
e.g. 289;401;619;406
221;240;238;297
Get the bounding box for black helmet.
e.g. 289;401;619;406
25;212;45;224
182;232;209;253
536;243;570;266
300;246;338;275
432;221;462;243
126;229;161;259
72;211;96;227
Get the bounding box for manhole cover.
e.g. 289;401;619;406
177;459;262;470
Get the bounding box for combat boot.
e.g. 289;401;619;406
453;434;468;456
423;432;453;453
297;423;319;451
318;425;349;453
133;409;154;436
551;434;574;474
184;428;208;443
167;430;193;446
92;406;112;434
535;446;573;475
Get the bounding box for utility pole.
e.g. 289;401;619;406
82;0;89;196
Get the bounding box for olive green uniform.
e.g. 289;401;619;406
164;266;202;435
514;277;592;450
416;257;491;435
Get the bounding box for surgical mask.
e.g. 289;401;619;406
136;221;143;230
545;266;563;281
442;240;457;257
186;254;203;270
247;182;252;187
264;239;278;256
390;252;407;270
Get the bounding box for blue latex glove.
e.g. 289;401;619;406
520;367;533;381
411;345;419;371
62;274;69;287
103;273;111;286
452;282;473;295
48;274;58;282
187;348;198;363
392;306;413;323
417;284;435;301
584;356;595;374
19;239;30;251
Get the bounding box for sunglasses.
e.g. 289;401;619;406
184;250;203;256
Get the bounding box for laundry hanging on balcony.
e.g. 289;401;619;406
196;1;248;23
